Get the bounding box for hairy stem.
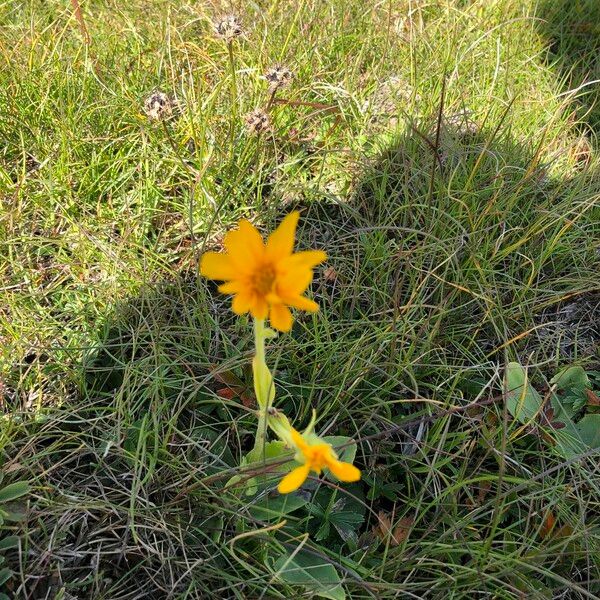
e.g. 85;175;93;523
253;318;268;456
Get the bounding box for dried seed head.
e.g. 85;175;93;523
244;109;271;135
264;65;293;91
143;91;173;121
214;15;244;42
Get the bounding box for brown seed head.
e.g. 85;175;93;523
244;109;271;135
143;91;173;121
264;65;293;91
214;15;244;42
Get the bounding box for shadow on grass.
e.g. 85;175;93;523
535;0;600;134
5;117;600;598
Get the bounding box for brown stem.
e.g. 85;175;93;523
70;0;91;45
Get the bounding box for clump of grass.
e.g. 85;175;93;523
1;0;600;598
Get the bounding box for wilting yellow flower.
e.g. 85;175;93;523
278;428;361;494
200;212;326;332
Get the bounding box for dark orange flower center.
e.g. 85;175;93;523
304;444;331;473
252;264;276;295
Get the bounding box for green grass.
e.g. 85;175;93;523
1;0;600;597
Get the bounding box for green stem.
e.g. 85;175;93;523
254;318;266;364
253;318;268;456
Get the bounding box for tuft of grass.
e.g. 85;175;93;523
1;0;599;597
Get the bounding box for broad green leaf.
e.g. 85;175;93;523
575;414;600;447
250;492;308;521
329;506;364;538
243;441;294;496
0;481;29;503
551;366;590;418
550;366;590;392
0;536;19;551
272;548;346;600
0;567;11;586
2;509;26;523
310;486;365;545
363;475;401;501
504;363;543;423
555;414;600;458
554;415;600;458
246;440;291;465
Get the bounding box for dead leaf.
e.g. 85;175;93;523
374;510;392;541
211;365;245;388
323;266;338;282
540;510;556;538
477;481;492;504
586;389;600;406
216;387;236;400
391;517;414;545
212;366;256;408
540;510;575;541
553;524;574;539
240;392;255;409
374;511;414;546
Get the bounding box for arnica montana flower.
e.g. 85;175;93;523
278;427;361;494
200;212;326;332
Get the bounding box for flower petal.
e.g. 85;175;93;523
224;220;265;270
326;459;361;483
278;269;313;297
270;303;293;332
280;250;327;270
218;281;242;294
265;292;282;304
232;292;254;314
200;252;236;280
290;428;310;453
266;211;299;260
284;295;319;312
278;464;310;494
250;297;268;320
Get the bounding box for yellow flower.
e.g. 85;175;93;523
278;428;361;494
200;212;326;332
